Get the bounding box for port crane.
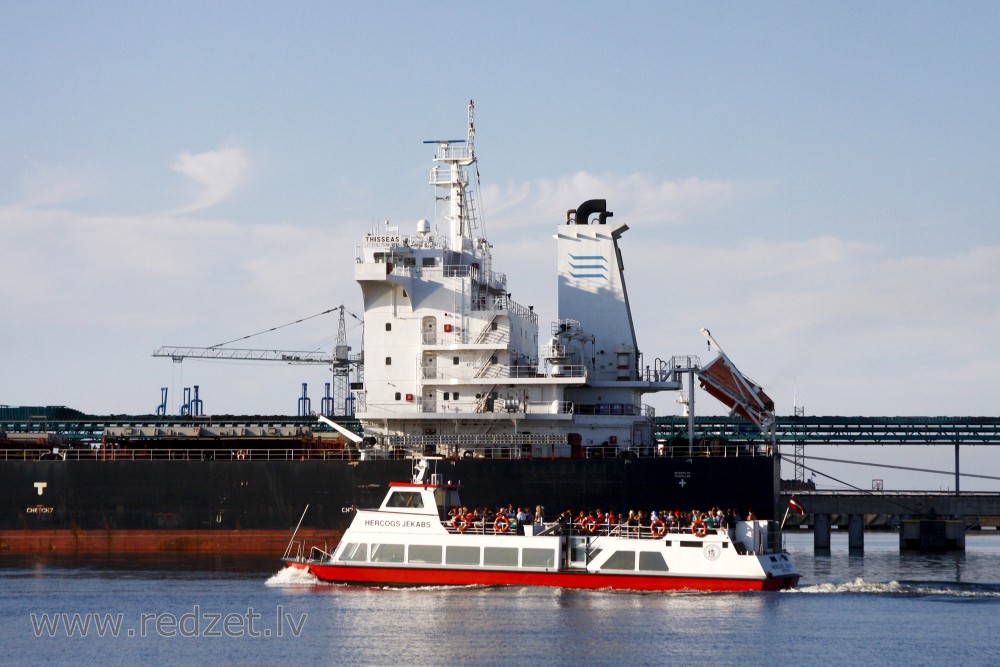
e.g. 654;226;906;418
153;305;364;417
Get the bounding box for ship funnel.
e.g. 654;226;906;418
570;199;613;225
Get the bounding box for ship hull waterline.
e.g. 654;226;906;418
285;561;799;592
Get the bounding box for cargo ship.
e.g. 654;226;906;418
1;102;779;554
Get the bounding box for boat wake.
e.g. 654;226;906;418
265;566;322;587
793;577;1000;598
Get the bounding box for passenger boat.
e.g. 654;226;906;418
283;460;800;592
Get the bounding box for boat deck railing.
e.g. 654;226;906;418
441;518;730;540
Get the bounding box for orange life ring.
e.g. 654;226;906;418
236;450;247;460
452;514;469;533
582;516;598;535
691;520;708;538
494;515;510;533
650;518;666;537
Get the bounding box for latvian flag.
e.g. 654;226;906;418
788;495;806;514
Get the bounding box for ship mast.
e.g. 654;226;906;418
425;99;478;253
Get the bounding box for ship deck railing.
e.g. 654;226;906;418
0;448;370;462
2;441;769;462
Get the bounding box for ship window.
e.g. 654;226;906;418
602;550;636;571
443;392;449;401
386;357;392;365
339;543;368;562
484;547;518;567
639;552;669;572
408;544;441;564
452;356;459;365
491;321;498;330
422;257;435;267
385;323;391;331
446;546;481;566
522;548;555;568
453;392;459;400
395;392;401;401
370;544;405;563
386;491;424;508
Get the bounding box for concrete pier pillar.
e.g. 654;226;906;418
848;514;865;552
814;513;831;551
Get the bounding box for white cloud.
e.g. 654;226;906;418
171;147;250;213
481;172;735;233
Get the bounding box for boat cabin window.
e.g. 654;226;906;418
408;544;442;564
602;550;636;571
521;548;555;568
638;552;669;572
446;546;481;566
339;543;368;562
370;543;405;563
386;491;424;508
484;547;518;567
422;257;436;267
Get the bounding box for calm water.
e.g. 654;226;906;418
3;532;1000;666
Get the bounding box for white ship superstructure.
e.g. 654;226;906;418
354;102;682;457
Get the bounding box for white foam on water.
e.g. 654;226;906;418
791;577;1000;597
265;565;321;587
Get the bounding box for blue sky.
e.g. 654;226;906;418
3;3;999;489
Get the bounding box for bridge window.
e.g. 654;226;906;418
386;491;424;508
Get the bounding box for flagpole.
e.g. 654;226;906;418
779;505;791;532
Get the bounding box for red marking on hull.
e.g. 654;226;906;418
0;529;341;554
285;561;799;592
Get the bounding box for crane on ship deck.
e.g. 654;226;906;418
153;305;364;417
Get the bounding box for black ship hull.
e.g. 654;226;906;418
1;456;778;553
